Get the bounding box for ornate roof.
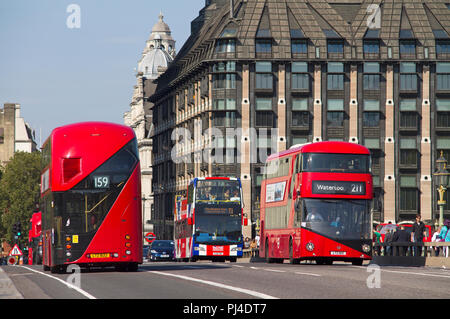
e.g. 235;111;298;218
152;12;172;34
137;13;175;79
150;0;450;100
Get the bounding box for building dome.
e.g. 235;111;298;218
144;12;176;58
152;12;171;34
137;41;173;79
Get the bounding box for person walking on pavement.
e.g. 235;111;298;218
431;226;442;257
439;220;450;258
392;225;410;256
384;229;394;256
411;214;426;257
373;230;382;256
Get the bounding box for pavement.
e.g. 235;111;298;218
0;267;23;299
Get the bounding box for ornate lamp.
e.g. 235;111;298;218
434;151;450;227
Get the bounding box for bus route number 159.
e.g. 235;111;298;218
94;176;110;189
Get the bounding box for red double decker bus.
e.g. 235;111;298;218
28;210;42;265
174;177;246;262
40;122;142;273
260;141;373;265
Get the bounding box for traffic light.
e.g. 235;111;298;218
12;222;22;237
17;222;22;237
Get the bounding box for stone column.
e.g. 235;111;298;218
421;65;432;221
384;64;396;223
349;65;358;143
208;73;213;175
277;64;287;151
241;64;252;240
313;64;322;142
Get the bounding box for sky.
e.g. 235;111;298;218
0;0;204;147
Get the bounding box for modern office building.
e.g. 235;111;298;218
149;0;450;239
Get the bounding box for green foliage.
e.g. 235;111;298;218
0;151;41;245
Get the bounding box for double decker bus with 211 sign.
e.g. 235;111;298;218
174;177;246;262
40;122;142;273
260;141;373;265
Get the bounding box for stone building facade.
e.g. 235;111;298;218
124;13;176;239
149;0;450;239
0;103;37;166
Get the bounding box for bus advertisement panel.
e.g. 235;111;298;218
40;122;142;273
174;177;245;262
260;141;373;265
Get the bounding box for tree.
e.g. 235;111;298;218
0;151;41;245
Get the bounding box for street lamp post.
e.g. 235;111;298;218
142;196;147;241
434;151;450;227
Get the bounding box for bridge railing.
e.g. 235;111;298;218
373;242;450;257
371;242;450;266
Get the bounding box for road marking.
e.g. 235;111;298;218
351;266;450;279
148;270;278;299
294;272;321;277
379;269;450;279
9;272;35;277
262;268;285;273
20;266;96;299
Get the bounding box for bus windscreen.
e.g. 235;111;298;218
194;202;242;244
302;198;371;240
302;153;370;173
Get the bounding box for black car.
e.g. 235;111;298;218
143;245;150;261
148;240;175;261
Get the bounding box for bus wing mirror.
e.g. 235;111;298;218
242;213;248;226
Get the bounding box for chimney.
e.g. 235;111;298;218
230;0;234;18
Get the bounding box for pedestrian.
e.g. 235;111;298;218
384;229;394;256
373;230;382;256
392;225;410;256
411;214;426;257
244;237;251;249
250;239;257;257
431;226;442;257
255;233;260;249
439;220;450;258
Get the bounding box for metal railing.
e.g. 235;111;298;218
373;242;450;257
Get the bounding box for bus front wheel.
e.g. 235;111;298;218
289;239;300;264
265;240;274;264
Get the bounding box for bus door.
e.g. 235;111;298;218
43;229;52;267
291;154;302;252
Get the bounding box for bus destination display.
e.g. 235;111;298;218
312;181;365;195
201;207;235;215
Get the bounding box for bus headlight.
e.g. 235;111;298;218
231;246;242;252
362;244;371;253
306;242;315;252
